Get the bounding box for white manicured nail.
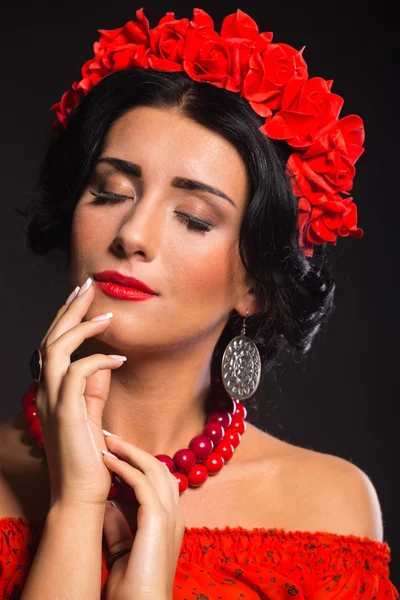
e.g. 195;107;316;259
103;429;121;438
102;449;118;458
107;355;127;362
77;277;93;296
66;286;80;305
90;312;113;321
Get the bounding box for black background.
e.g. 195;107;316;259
1;0;398;587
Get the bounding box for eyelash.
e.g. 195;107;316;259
88;190;213;233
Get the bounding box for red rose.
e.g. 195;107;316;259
190;7;215;29
262;77;344;148
298;193;363;256
243;39;308;118
99;43;149;72
50;81;86;130
148;13;189;71
78;8;152;91
288;114;364;196
180;8;264;92
79;43;150;91
183;26;247;92
220;8;264;44
96;8;150;51
79;57;105;89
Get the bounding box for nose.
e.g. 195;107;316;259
111;194;163;258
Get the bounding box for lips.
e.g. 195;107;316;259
93;270;157;295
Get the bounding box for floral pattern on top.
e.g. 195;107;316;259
0;517;398;599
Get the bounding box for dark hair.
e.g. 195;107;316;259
16;68;336;412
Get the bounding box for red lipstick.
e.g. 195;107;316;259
93;270;158;301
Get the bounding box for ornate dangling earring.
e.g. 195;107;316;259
221;309;262;401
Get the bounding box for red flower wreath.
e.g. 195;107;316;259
50;7;365;258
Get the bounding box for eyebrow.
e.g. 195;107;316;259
95;156;237;209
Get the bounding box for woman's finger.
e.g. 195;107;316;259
102;436;179;512
55;353;127;423
40;315;113;405
103;452;162;514
43;279;95;351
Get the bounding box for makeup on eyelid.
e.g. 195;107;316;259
88;162;234;220
88;189;216;232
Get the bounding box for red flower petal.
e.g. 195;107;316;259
220;9;261;42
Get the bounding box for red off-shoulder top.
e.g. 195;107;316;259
0;516;398;599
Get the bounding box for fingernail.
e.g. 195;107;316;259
90;312;113;321
66;286;80;305
103;429;121;438
107;355;127;362
105;500;116;508
102;449;118;458
77;277;93;296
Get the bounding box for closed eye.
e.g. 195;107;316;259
89;190;130;204
175;213;213;232
88;190;214;233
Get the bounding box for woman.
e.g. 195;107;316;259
0;7;397;599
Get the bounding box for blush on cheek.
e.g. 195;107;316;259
71;208;107;250
190;258;234;310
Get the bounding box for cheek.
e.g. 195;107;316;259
69;209;102;277
166;234;242;310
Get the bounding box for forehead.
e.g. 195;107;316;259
101;106;249;208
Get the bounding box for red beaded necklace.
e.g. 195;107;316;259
21;375;247;499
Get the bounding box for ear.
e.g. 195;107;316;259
234;286;262;318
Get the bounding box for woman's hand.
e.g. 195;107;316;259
102;434;185;600
35;278;125;508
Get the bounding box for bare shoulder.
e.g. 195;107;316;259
296;449;384;541
250;425;385;542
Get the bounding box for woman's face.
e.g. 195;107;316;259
69;105;256;354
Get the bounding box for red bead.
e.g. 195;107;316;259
203;452;224;474
23;403;38;423
234;403;247;420
155;454;175;472
173;472;189;493
223;428;241;448
202;421;225;444
231;416;246;435
173;448;196;472
214;441;235;462
187;464;208;487
188;435;213;460
207;410;232;429
37;436;45;449
29;419;42;438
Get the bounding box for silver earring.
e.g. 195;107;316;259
221;309;261;400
